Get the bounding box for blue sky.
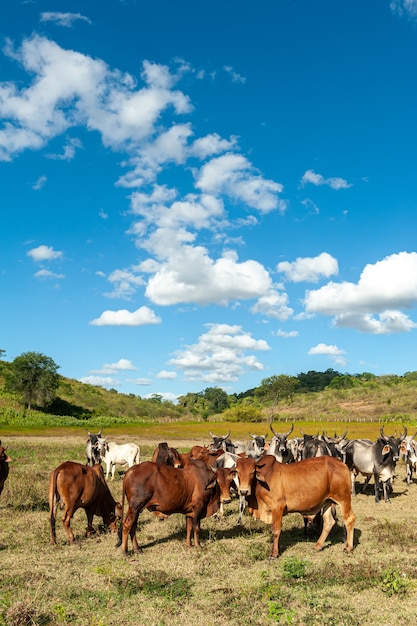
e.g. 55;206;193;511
2;0;417;401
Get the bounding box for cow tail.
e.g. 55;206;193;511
48;469;59;544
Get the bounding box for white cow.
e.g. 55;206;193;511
98;441;140;480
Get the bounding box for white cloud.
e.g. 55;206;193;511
156;370;177;379
276;329;299;338
131;378;153;386
390;0;417;18
34;269;64;279
145;247;272;305
0;37;192;161
92;359;137;374
27;245;62;262
301;169;351;190
304;252;417;334
32;175;47;190
90;306;162;326
103;269;145;299
278;252;339;283
78;375;120;388
308;343;347;367
223;66;246;84
195;153;283;214
46;137;82;161
169;323;270;383
332;311;417;334
250;290;294;320
40;12;92;27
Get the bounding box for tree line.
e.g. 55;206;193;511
1;349;415;421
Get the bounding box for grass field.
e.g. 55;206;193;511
1;429;417;626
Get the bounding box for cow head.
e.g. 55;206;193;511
209;430;231;451
269;423;294;461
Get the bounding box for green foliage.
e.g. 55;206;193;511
380;568;412;596
281;556;309;580
221;403;264;422
5;351;60;410
255;375;300;406
297;369;341;393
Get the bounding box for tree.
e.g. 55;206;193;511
5;351;60;410
255;374;300;408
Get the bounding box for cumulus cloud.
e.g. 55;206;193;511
78;375;120;388
277;252;339;283
304;251;417;334
195;153;283;214
250;290;294;320
308;343;347;366
27;245;62;262
145;248;272;305
91;359;137;374
156;370;177;379
169;323;270;383
3;36;284;314
301;169;351;190
90;306;162;326
34;269;64;279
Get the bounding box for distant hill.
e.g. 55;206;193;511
1;359;417;426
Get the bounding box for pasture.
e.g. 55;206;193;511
1;430;417;626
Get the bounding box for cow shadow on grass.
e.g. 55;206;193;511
119;517;269;553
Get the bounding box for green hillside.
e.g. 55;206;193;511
1;358;417;430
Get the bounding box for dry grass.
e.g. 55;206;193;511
0;434;417;625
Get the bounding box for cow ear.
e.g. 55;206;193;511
382;444;391;455
205;477;217;490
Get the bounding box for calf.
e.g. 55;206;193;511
117;459;219;554
247;455;355;558
49;461;122;544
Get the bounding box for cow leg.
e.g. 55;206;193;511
121;506;142;555
61;508;76;543
382;480;391;503
269;507;284;558
339;502;355;553
314;503;335;551
361;474;372;494
373;472;381;503
185;516;193;546
237;495;246;525
85;509;96;537
350;471;356;496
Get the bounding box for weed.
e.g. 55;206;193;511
267;600;296;624
281;556;309;580
380;568;412;597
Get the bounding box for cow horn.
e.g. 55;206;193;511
285;424;294;437
249;433;256;439
401;426;407;441
270;423;279;437
380;426;389;442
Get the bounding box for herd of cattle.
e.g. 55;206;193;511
1;425;416;559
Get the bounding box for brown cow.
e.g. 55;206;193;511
246;455;355;558
117;459;219;554
0;442;11;497
49;461;122;545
